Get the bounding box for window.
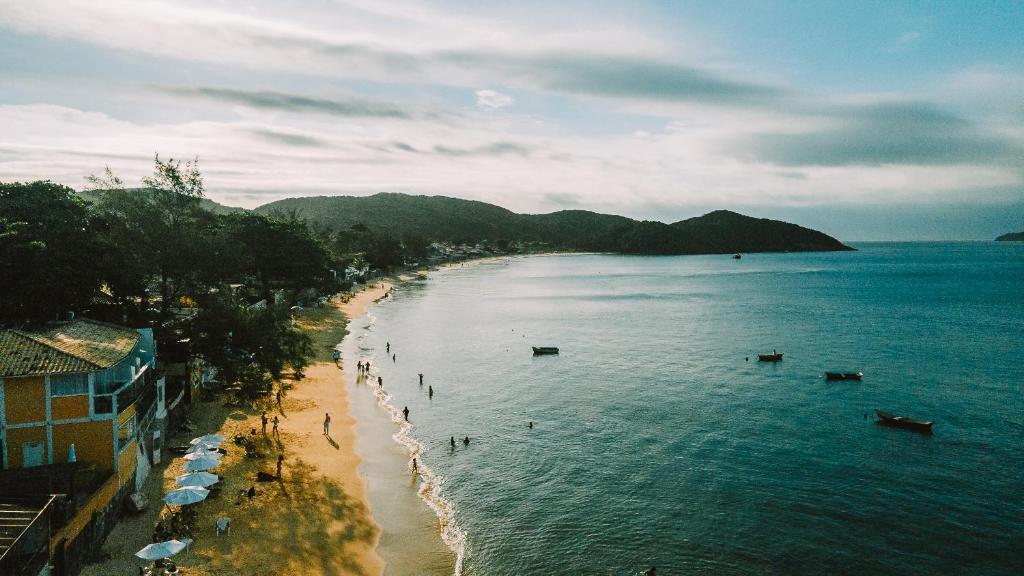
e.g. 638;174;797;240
51;373;89;396
118;418;135;453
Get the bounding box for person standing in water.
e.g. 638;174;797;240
377;376;383;388
418;373;423;385
403;406;410;421
450;436;456;448
463;436;470;445
386;341;390;353
428;385;433;398
528;421;533;429
392;353;396;362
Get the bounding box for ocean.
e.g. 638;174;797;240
342;243;1024;576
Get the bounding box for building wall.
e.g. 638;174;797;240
5;425;46;468
51;420;114;472
3;376;45;424
51;395;90;421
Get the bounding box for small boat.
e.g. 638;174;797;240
757;352;783;362
874;409;934;434
532;346;559;355
825;371;863;381
732;254;742;259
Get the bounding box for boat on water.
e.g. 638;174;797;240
825;371;863;381
732;254;742;259
532;346;560;355
757;352;783;362
874;409;933;434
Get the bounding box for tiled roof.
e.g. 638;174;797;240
0;319;140;378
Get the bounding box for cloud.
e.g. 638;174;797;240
475;89;513;110
740;101;1022;167
433;142;531;157
899;31;921;45
248;127;326;147
160;87;411;119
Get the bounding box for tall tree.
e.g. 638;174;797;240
0;181;105;326
224;211;330;297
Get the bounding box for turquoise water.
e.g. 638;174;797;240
352;243;1023;575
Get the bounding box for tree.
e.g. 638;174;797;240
224;212;330;296
186;290;313;400
90;156;220;319
0;181;105;326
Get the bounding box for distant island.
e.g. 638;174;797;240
995;231;1024;241
255;193;853;255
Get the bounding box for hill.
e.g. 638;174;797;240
257;193;852;255
995;231;1024;241
76;189;247;215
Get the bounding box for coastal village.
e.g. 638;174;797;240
0;176;497;576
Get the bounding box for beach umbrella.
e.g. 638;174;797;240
190;434;226;446
163;486;209;506
183;456;220;472
135;540;187;561
183;449;223;461
175;471;219;488
185;441;219;454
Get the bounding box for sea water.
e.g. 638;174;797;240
346;243;1024;576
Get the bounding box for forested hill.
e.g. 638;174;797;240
995;231;1024;241
255;193;852;254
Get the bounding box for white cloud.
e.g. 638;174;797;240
475;89;514;110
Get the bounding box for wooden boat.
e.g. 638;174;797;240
825;371;863;381
732;254;742;259
532;346;559;355
874;409;933;434
757;352;783;362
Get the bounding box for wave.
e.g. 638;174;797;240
356;316;467;576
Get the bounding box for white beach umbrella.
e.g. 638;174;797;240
174;471;220;488
163;486;209;506
190;434;226;446
183;449;223;461
183;456;221;472
135;539;187;561
185;441;220;454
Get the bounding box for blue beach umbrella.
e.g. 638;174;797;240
184;456;220;472
164;486;209;506
175;471;220;488
136;539;187;561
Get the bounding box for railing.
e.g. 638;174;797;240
0;495;58;576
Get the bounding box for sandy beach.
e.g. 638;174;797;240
81;283;392;576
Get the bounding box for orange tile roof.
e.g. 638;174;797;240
0;319;140;378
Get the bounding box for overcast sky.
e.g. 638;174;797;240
1;0;1022;239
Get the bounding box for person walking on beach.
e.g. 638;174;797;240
412;458;418;472
261;411;268;435
428;385;433;398
357;360;363;372
403;406;410;421
378;376;383;388
272;416;280;438
276;389;282;407
323;413;332;436
332;349;341;363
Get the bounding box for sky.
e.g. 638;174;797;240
1;0;1022;240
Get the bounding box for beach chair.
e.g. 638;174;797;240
216;517;231;536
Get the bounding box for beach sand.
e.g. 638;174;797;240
81;283;392;576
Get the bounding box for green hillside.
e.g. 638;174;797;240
995;231;1024;241
257;193;851;254
77;188;247;215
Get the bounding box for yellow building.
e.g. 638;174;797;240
0;319;157;481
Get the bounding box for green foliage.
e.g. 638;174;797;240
186;290;313;400
0;181;105;325
223;211;330;294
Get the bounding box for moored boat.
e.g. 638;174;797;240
874;409;933;434
825;371;863;381
757;352;783;362
532;346;559;355
732;254;742;259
